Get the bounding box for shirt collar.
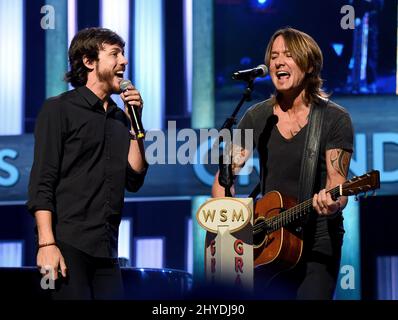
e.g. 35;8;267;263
76;86;118;112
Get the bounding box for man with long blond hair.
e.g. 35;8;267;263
212;27;353;299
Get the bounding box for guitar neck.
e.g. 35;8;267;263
260;170;380;234
268;185;341;232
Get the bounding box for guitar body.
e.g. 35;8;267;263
251;171;380;285
253;191;304;283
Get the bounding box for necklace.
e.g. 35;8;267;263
275;104;310;138
289;121;304;137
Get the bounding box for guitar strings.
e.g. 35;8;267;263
253;186;340;235
253;174;376;235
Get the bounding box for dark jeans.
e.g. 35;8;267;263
51;241;124;300
254;252;341;300
296;257;341;300
254;217;344;300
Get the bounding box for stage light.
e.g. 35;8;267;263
184;0;193;113
250;0;271;10
67;0;76;46
134;0;165;130
334;199;361;300
45;0;68;99
100;0;130;108
377;256;398;300
186;218;193;274
135;238;164;268
0;241;23;267
0;0;24;135
118;218;132;266
332;43;344;57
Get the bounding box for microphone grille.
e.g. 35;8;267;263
120;79;131;91
257;64;268;76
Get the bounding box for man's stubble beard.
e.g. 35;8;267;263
96;64;121;94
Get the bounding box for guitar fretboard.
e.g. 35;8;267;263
254;185;340;235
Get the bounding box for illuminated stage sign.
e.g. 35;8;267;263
0;96;397;202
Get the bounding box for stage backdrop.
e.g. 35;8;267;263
1;95;397;202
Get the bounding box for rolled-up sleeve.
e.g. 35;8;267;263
125;162;148;192
26;101;63;215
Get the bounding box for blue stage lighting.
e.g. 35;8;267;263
250;0;271;10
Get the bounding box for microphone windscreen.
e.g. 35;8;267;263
257;64;268;76
120;79;132;92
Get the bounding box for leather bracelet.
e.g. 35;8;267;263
38;242;57;249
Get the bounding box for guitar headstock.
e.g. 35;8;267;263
342;170;380;196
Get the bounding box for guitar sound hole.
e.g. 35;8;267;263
253;229;265;247
253;219;271;247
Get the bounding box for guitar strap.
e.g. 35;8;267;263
297;97;327;203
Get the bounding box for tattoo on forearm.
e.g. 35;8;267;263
330;149;350;177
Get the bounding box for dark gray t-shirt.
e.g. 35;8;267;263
237;98;354;256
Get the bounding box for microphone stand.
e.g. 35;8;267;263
218;80;254;197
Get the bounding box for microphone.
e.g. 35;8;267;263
120;79;145;139
232;64;268;81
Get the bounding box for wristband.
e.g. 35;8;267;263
38;242;57;249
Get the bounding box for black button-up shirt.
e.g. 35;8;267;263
27;86;147;258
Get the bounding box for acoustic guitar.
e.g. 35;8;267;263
253;170;380;283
